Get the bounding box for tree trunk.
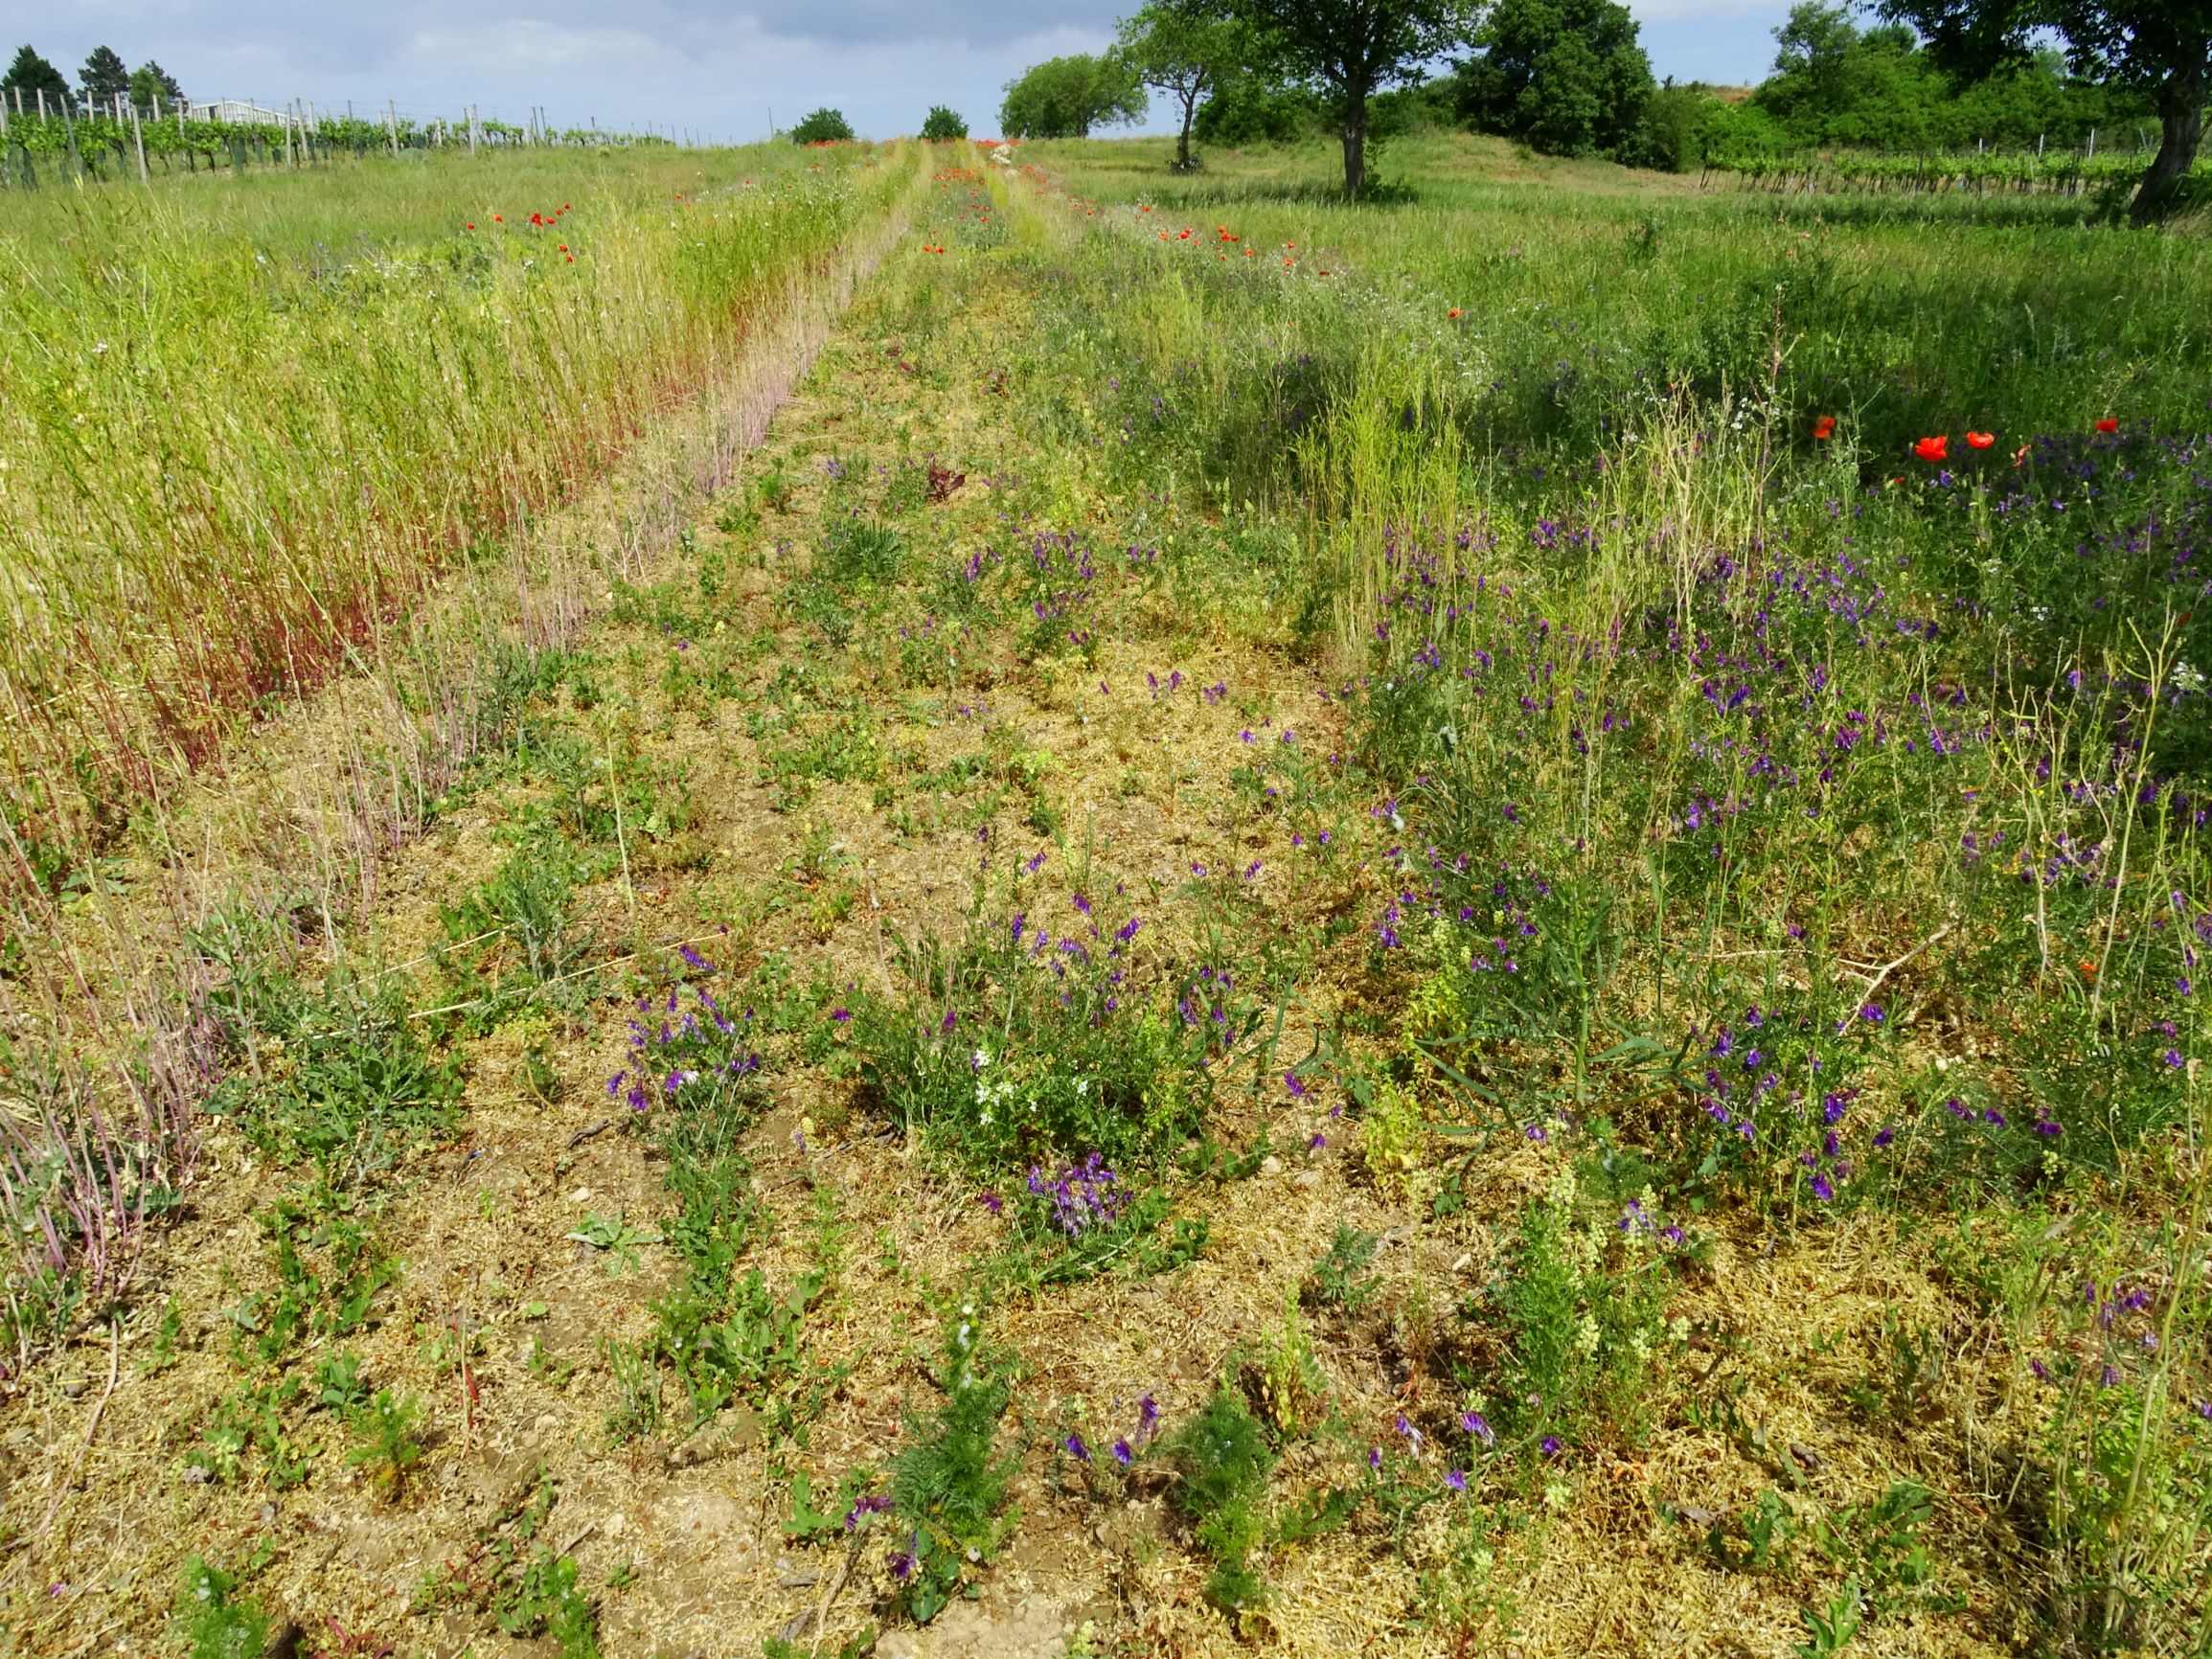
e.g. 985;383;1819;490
1340;87;1368;198
1176;90;1196;172
2131;60;2205;226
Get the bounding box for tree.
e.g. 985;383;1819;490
1222;0;1480;195
128;61;185;111
789;107;855;144
1119;0;1261;170
80;45;128;109
1756;3;1946;148
1455;0;1655;157
2;44;71;112
1881;0;2212;223
921;104;969;141
999;54;1147;140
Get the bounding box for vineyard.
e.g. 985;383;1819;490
2;126;2211;1659
1701;143;2212;197
0;102;676;188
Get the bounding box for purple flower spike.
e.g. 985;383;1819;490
1541;1435;1562;1456
1111;1438;1133;1466
1445;1469;1468;1492
1064;1433;1091;1464
1368;1447;1382;1472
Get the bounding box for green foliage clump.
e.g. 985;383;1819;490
204;969;460;1184
850;909;1242;1174
1000;54;1147;139
1164;1385;1278;1613
174;1558;269;1659
920;105;969;141
1455;0;1656;159
888;1307;1021;1623
790;108;855;144
1489;1165;1673;1449
346;1389;428;1497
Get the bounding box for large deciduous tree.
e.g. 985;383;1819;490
1455;0;1655;158
1118;0;1260;170
1881;0;2211;223
1;44;71;111
1223;0;1480;195
999;54;1147;140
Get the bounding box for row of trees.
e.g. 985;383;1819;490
4;43;183;114
998;0;2206;220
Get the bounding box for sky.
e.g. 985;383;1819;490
2;2;1797;141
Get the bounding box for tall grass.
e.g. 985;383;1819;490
0;143;910;888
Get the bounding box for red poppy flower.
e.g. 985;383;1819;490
2095;418;2118;433
1178;229;1191;240
1913;436;1949;463
465;222;475;231
1448;307;1462;319
1811;415;1836;441
492;215;503;223
1966;430;1995;450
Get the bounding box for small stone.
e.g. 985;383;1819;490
1261;1156;1283;1175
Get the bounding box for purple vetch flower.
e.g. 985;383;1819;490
1462;1411;1494;1448
979;1193;1003;1216
2164;1049;2185;1068
2030;1357;2050;1381
1540;1436;1562;1457
2100;1364;2122;1388
1445;1469;1468;1492
830;1008;852;1023
1368;1447;1383;1472
1309;1133;1327;1151
1285;1071;1309;1099
1063;1433;1092;1464
844;1494;892;1530
888;1550;917;1580
1810;1172;1835;1201
1112;1438;1133;1466
1873;1125;1896;1148
1396;1415;1423;1453
679;944;713;971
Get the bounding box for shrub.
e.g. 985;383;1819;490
920;105;969;142
789;108;854;144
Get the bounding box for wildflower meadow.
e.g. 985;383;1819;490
1;111;2209;1659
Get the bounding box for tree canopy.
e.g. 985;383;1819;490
1453;0;1654;158
79;45;128;107
1118;0;1262;170
1000;54;1147;140
2;44;71;111
1221;0;1480;195
789;107;855;144
921;104;969;141
128;61;185;110
1879;0;2211;220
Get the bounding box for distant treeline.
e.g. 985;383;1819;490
1193;1;2157;173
